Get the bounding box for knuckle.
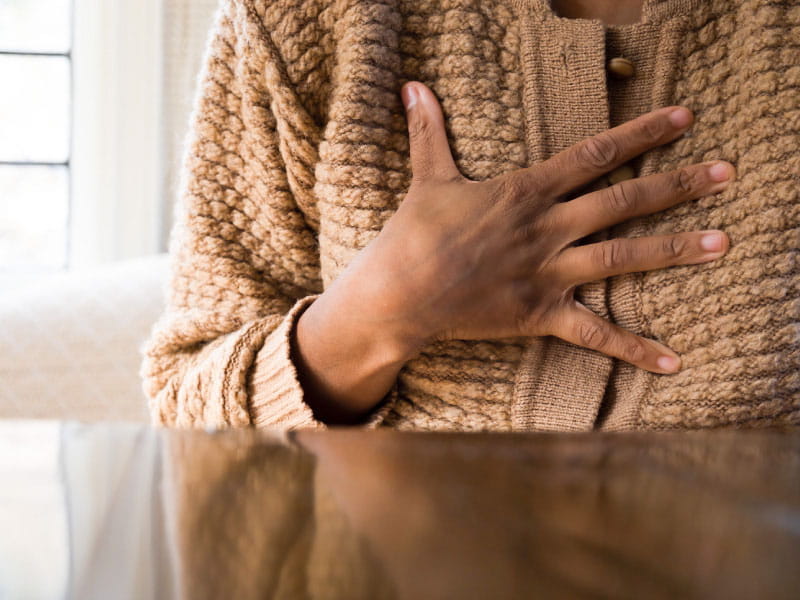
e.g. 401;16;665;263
496;173;527;203
578;134;619;168
605;182;636;214
674;167;698;194
519;167;548;194
514;310;532;335
511;283;551;330
663;235;688;258
513;221;536;245
541;205;572;238
623;338;647;363
597;239;628;270
578;320;611;349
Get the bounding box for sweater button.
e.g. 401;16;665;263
607;164;635;185
607;57;635;79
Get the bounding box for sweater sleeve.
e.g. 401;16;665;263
139;0;398;430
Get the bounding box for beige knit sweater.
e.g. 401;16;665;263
139;0;800;431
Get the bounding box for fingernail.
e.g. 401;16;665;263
700;231;724;252
657;354;681;372
668;107;692;128
401;84;418;110
708;161;732;182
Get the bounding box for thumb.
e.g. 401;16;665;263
401;82;461;182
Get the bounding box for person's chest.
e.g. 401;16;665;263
309;0;800;431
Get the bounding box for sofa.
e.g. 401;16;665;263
0;254;170;422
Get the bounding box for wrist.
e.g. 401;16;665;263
291;288;418;423
301;285;426;368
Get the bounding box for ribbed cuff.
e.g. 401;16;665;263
249;295;325;430
247;295;398;430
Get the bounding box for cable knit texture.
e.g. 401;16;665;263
140;0;800;431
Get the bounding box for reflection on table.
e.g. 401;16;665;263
1;422;799;599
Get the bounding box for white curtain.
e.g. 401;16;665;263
159;0;221;248
70;0;221;264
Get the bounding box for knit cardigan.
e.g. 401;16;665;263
139;0;800;431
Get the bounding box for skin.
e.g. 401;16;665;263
551;0;644;25
290;0;736;425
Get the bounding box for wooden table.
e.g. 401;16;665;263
1;422;798;599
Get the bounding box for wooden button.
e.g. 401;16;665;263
607;57;635;79
607;164;635;185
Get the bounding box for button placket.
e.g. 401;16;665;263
512;0;702;432
513;14;616;432
597;22;686;430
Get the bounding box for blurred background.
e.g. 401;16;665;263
2;6;227;593
0;0;221;421
1;0;220;282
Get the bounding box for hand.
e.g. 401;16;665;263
337;81;734;375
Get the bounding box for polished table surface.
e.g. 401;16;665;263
0;421;798;599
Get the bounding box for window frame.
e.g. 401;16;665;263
0;39;73;274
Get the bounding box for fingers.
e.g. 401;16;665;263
551;300;682;374
400;82;461;183
521;106;694;198
549;159;736;242
553;230;730;286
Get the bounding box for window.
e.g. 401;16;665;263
2;0;221;290
0;0;73;288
